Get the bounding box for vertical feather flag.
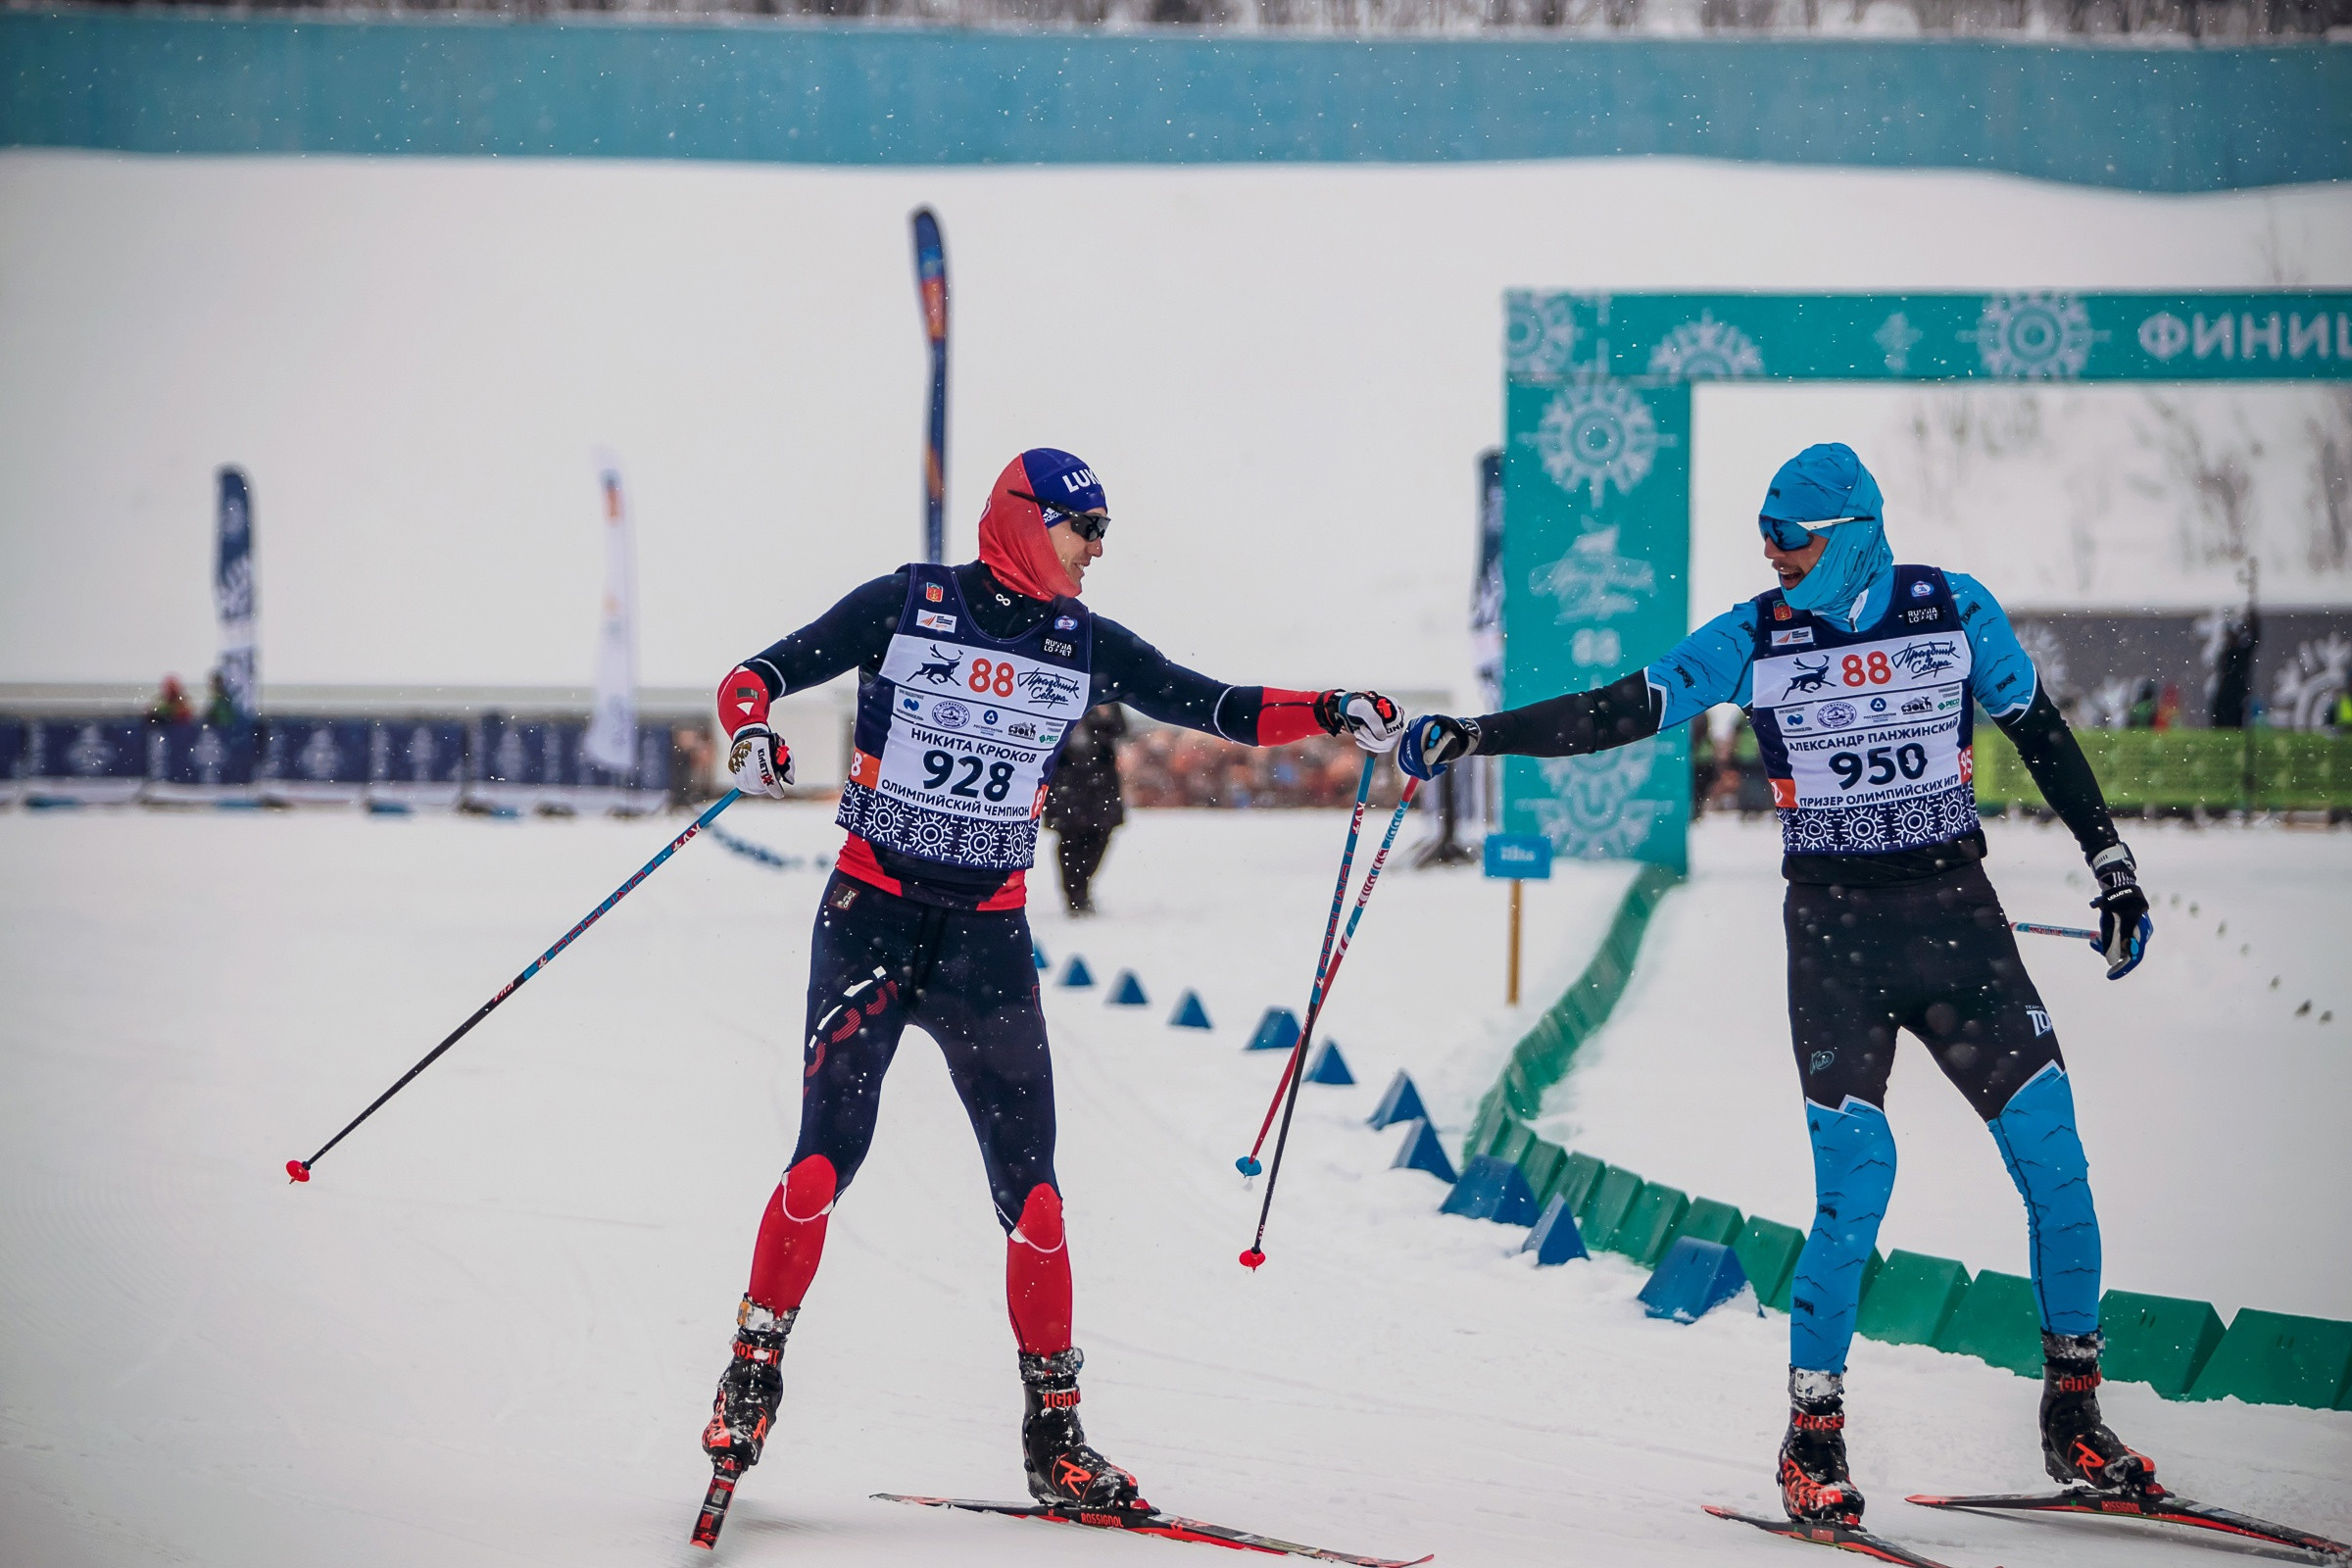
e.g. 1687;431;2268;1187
911;207;950;564
215;467;258;723
583;456;638;776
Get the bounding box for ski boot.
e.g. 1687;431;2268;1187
2040;1331;2160;1496
1019;1348;1150;1515
702;1298;796;1470
1778;1369;1865;1524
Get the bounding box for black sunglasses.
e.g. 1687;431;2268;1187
1011;490;1110;542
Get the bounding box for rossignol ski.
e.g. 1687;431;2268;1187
1907;1488;2350;1560
879;1494;1432;1566
1704;1504;1982;1568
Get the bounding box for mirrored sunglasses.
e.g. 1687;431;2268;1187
1012;490;1110;542
1759;514;1865;551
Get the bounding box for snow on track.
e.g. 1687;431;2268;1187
1;805;2345;1567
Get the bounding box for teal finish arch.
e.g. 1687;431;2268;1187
1497;289;2352;872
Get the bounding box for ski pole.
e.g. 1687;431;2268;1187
2014;921;2099;942
1240;774;1421;1270
286;790;741;1183
1235;757;1376;1178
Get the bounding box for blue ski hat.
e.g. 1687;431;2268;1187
1018;448;1106;516
1760;443;1893;627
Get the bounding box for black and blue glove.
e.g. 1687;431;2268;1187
1397;714;1482;780
2088;843;2152;980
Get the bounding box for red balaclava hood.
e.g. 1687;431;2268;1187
977;449;1101;602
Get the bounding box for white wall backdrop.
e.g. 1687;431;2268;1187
3;150;2348;708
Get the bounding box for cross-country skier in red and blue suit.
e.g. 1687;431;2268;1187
1397;443;2157;1528
703;448;1404;1514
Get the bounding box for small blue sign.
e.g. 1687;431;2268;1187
1483;832;1553;880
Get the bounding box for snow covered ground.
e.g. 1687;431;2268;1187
2;802;2347;1567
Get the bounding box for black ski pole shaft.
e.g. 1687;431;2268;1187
1240;775;1419;1268
287;790;741;1183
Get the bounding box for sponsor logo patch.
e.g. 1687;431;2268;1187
1905;608;1941;624
930;701;970;730
1771;777;1797;808
1901;695;1936;715
1054;614;1078;631
1773;603;1794;621
1869;697;1888;713
1783;710;1807;728
1911;579;1935;598
1818;701;1858;730
2027;1006;2052;1038
1770;627;1815;648
924;583;945;603
1043;638;1076;658
916;611;957;633
1006;720;1039;740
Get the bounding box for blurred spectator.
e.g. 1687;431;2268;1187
2128;681;2160;729
2211;608;2260;728
670;721;716;807
1120;724;1401;809
1044;704;1128;916
2155;682;2180;731
146;675;192;726
204;668;239;728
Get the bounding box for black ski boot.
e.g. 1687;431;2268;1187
1778;1369;1865;1524
1019;1348;1150;1514
702;1298;796;1470
2040;1331;2160;1495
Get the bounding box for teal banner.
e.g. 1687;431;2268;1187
4;12;2349;192
1500;372;1691;874
1506;291;2352;384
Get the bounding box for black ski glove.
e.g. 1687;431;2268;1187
2088;844;2152;981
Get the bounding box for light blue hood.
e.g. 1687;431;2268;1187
1762;443;1894;632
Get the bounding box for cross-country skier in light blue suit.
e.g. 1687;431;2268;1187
1399;443;2157;1528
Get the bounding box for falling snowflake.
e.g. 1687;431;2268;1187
1527;371;1659;506
1506;292;1583;378
1971;292;2097;380
1646;312;1764;382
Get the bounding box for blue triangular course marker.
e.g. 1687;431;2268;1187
1108;970;1148;1006
1440;1154;1541;1225
1169;991;1212;1030
1522;1195;1590;1266
1304;1040;1354;1085
1638;1237;1753;1323
1367;1070;1427;1129
1245;1006;1299;1053
1389;1117;1457;1185
1033;940;1050;972
1059;955;1095;988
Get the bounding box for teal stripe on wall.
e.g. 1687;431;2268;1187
3;11;2346;191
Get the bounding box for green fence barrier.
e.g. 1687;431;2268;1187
1580;1166;1645;1251
2186;1309;2352;1409
1670;1197;1745;1251
2101;1290;2229;1397
1736;1217;1808;1312
1463;863;1682;1157
1975;724;2352;812
1613;1183;1690;1268
1936;1269;2043;1376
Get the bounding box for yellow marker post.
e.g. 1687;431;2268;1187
1484;832;1553;1006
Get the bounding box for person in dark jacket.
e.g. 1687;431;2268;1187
1044;703;1128;915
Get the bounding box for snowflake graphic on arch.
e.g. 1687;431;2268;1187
1528;371;1659;506
1972;292;2096;380
1530;743;1667;861
1506;292;1582;378
1646;312;1764;382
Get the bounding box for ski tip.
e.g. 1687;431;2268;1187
1238;1248;1266;1271
286;1158;311;1184
1235;1155;1263;1177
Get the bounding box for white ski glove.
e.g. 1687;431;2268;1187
1316;690;1406;754
726;724;794;799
